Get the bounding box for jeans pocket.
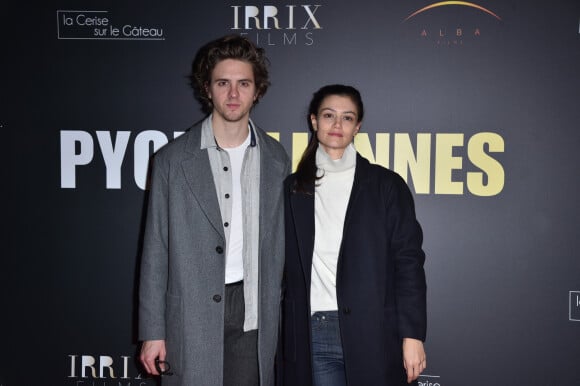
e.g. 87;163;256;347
310;312;327;332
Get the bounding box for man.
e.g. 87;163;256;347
138;35;290;386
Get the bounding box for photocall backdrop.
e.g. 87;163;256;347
2;1;580;385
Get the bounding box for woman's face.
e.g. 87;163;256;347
311;94;362;159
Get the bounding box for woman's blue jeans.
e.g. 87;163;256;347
311;311;347;386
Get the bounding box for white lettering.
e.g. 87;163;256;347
231;5;322;30
305;31;314;45
68;355;77;377
122;25;163;37
232;6;241;29
61;131;94;188
69;354;136;380
99;355;116;378
287;5;296;29
301;5;322;29
284;32;297;45
263;5;280;29
134;130;169;190
121;356;131;379
244;6;261;29
97;131;130;189
81;355;97;378
75;14;109;26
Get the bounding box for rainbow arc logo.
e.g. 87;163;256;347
404;1;502;22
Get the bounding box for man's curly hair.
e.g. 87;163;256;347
189;35;271;114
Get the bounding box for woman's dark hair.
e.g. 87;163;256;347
189;34;270;114
293;84;364;193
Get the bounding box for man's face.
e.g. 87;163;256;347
207;59;257;125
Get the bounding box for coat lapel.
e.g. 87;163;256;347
258;129;287;230
289;154;369;289
181;128;224;240
289;184;315;285
336;154;370;286
342;154;369;234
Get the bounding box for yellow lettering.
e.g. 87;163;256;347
354;133;390;169
467;132;505;196
285;130;505;197
266;132;280;141
393;133;431;194
435;134;464;194
291;132;309;172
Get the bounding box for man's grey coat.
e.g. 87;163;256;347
139;120;290;386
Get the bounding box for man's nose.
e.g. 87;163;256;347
229;84;239;98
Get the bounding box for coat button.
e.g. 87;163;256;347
343;307;351;315
213;294;222;303
216;246;223;254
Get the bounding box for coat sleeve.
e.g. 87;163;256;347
138;152;170;341
387;174;427;341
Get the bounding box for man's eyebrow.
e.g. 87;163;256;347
213;78;254;82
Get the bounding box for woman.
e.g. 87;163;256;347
280;85;427;386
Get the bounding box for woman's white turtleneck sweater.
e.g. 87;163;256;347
310;143;357;313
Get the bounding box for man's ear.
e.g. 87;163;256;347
205;82;211;99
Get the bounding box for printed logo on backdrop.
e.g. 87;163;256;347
67;354;151;385
56;10;164;40
419;374;443;386
570;291;580;321
230;4;322;46
402;1;503;47
60;129;505;196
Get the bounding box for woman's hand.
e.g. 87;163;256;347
402;337;426;383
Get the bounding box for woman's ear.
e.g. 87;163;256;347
310;114;318;131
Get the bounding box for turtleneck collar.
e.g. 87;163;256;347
316;143;357;174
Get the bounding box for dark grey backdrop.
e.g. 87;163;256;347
2;1;580;385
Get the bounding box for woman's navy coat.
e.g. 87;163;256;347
279;153;427;386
